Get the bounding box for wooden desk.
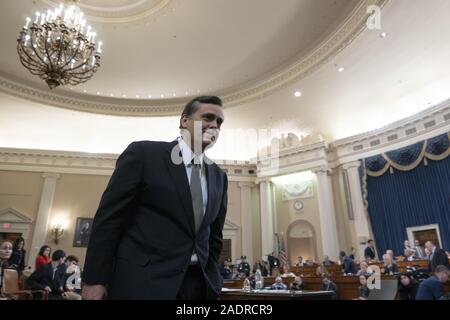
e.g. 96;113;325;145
220;289;335;300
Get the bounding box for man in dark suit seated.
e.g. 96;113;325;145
82;96;228;300
425;241;450;272
364;239;376;260
27;250;66;300
416;265;449;300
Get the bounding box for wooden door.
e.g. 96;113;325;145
220;239;232;263
413;229;440;248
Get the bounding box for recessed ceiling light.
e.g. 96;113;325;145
294;91;302;97
173;93;176;97
161;94;164;98
110;93;114;97
122;94;126;98
185;91;189;95
83;89;87;93
148;95;152;98
96;91;100;95
338;67;345;72
380;32;388;38
136;95;140;98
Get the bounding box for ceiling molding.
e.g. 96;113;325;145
41;0;173;24
0;0;389;117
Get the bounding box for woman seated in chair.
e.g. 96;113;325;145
0;240;14;300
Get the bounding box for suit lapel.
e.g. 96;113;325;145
165;141;195;236
203;157;217;227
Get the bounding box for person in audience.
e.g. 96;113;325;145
340;251;357;274
404;240;412;251
416;265;449;300
424;247;431;260
281;265;296;278
381;254;398;275
252;261;269;277
322;255;335;266
364;239;376;260
271;266;281;277
425;241;450;272
290;276;304;291
397;273;419;300
304;258;316;267
315;264;329;277
349;247;357;261
0;240;14;299
320;275;338;299
267;252;280;275
220;260;233;280
386;249;396;261
63;255;82;300
357;261;373;276
230;266;240;280
27;250;67;300
8;237;27;275
238;255;250;277
35;245;51;270
295;256;304;267
413;240;426;259
404;248;418;262
355;275;370;300
271;276;288;290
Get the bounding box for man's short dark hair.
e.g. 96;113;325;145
52;249;66;261
181;96;223;117
67;255;79;263
368;239;374;244
434;265;449;274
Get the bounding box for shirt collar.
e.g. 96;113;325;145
177;137;204;167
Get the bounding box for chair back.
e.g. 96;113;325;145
2;269;20;293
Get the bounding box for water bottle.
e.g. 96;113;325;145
255;268;264;289
243;278;251;291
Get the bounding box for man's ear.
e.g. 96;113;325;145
180;115;188;129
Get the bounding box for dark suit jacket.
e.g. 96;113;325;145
429;248;450;272
83;141;228;299
364;246;375;259
27;263;65;295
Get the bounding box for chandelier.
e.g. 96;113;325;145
17;2;102;89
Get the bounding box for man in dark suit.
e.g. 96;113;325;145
413;240;426;259
267;252;280;275
416;265;449;300
364;239;376;260
82;96;227;300
425;241;450;272
238;256;250;277
27;250;66;299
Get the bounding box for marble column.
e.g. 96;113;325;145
28;173;60;267
343;161;372;260
259;180;275;256
238;182;255;265
313;168;340;261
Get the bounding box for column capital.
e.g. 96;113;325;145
41;173;61;180
238;182;256;189
342;160;362;171
311;167;332;175
255;177;272;185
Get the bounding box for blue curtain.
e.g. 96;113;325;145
366;156;450;257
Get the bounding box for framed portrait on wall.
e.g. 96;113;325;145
73;217;93;247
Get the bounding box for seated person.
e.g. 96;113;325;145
0;240;14;300
397;273;419;300
381;254;398;275
322;255;335;266
271;266;281;277
356;261;374;276
271;276;288;290
27;250;67;300
230;266;240;280
386;249;396;261
404;248;418;262
295;256;304;267
416;265;449;300
252;261;268;277
220;260;233;280
290;276;304;291
238;256;250;277
355;275;370;300
320;275;338;299
304;258;316;267
281;265;296;278
315;264;329;277
340;251;357;274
